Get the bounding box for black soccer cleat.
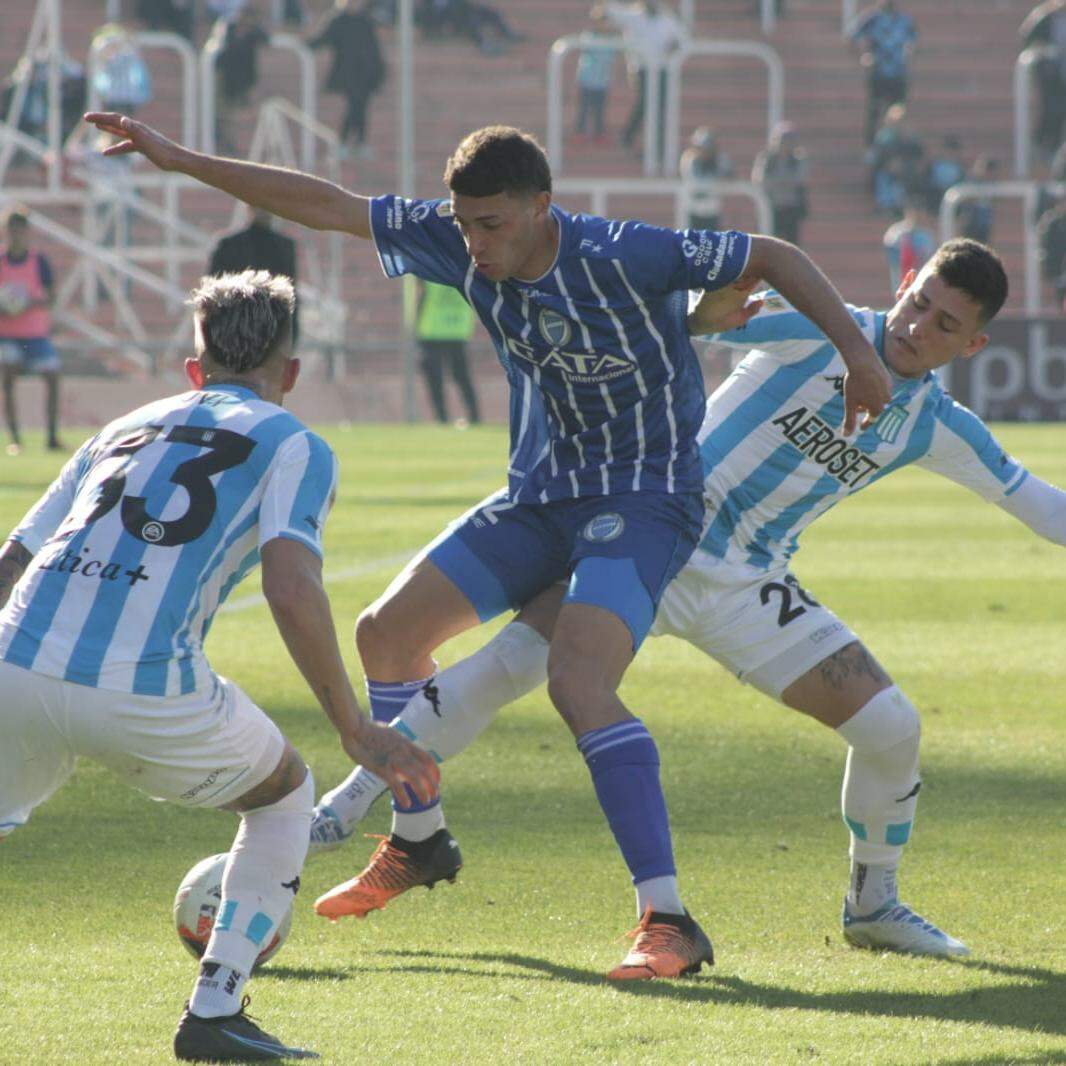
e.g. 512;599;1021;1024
174;997;319;1062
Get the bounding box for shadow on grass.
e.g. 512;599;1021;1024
285;949;1066;1039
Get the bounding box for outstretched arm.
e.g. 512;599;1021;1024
744;236;892;433
83;112;372;239
261;537;440;806
996;475;1066;546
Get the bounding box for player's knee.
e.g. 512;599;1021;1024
546;660;606;729
841;685;921;755
355;603;395;662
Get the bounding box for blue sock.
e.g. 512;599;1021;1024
366;676;440;814
577;718;676;886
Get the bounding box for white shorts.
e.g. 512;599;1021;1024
651;555;859;700
0;661;285;837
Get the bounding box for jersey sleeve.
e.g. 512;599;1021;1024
258;431;338;559
616;221;751;295
8;438;95;553
369;195;469;288
701;290;869;364
913;392;1029;502
37;253;54;290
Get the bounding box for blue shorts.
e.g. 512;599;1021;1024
0;337;60;374
427;488;704;649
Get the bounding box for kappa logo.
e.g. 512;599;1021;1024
873;404;908;444
582;513;625;543
538;308;573;347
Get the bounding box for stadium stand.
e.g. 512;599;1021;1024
0;1;1042;423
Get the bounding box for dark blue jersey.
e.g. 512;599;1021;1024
371;196;751;502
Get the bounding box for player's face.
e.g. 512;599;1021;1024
883;265;988;378
6;220;27;254
451;190;553;282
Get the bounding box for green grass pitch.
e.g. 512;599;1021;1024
2;422;1066;1065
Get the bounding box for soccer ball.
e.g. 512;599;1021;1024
173;853;293;970
0;283;29;316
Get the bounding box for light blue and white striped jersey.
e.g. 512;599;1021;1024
0;385;337;696
694;293;1028;570
371;195;751;503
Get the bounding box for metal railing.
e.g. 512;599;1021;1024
940;180;1066;316
86;31;198;151
555;177;771;234
241;97;347;361
548;35;784;177
0;0;63;192
200;31;317;165
1014;45;1059;178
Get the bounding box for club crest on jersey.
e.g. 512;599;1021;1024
873;404;908;444
538;308;573;348
582;513;625;543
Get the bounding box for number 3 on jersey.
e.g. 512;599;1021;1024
83;424;255;547
759;574;819;627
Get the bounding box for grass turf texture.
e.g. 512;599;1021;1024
2;422;1066;1066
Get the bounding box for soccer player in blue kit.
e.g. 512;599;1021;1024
84;112;892;978
313;241;1064;964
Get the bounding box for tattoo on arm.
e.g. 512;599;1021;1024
0;542;32;609
818;641;891;691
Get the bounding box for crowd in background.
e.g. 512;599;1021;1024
0;0;1063;424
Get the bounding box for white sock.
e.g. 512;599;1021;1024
836;686;921;866
848;860;899;916
390;803;446;843
319;622;550;833
635;875;685;918
190;773;313;1018
836;686;920;915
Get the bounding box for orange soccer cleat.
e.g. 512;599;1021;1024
606;906;715;981
314;830;462;921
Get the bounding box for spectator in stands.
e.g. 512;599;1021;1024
90;24;153;118
1020;0;1066;161
850;0;917;145
1037;197;1066;310
883;196;935;291
573;6;617;143
605;1;684;166
867;103;923;216
208;210;300;345
208;3;270;156
415;279;480;426
0;207;61;456
752;121;809;245
135;0;195;39
923;134;966;215
2;51;86;147
415;0;525;55
679;126;734;231
957;155;999;245
309;0;387;159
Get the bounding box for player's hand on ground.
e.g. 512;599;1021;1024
686;276;763;336
82;112;187;172
346;721;440;808
841;343;892;433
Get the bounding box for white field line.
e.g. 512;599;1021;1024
219;549;417;615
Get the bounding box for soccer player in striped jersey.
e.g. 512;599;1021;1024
83;112;892;978
314;240;1065;961
0;271;438;1062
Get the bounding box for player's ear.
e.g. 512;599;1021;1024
281;356;300;394
184;357;205;388
960;332;988;361
531;190;551;219
895;269;917;301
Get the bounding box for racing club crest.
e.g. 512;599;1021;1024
538;308;572;348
